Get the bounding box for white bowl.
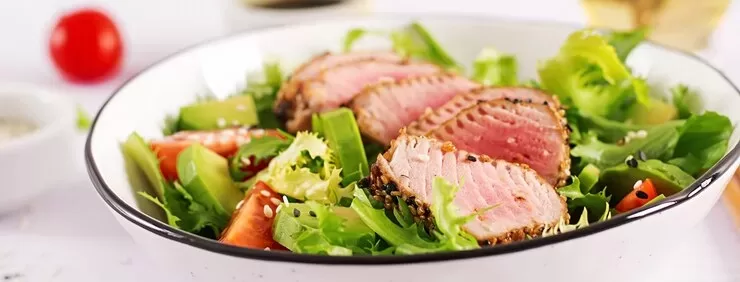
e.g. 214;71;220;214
85;15;740;282
0;83;78;214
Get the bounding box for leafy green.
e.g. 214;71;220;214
538;29;649;120
236;61;285;129
670;112;733;175
230;135;293;180
274;201;376;255
604;27;649;62
599;159;695;202
259;132;346;204
557;176;611;222
313;109;370;186
542;206;605;237
350;177;480;254
162;114;180;136
122;132;227;238
566;108;681;143
342;22;461;71
671;84;703;119
471;48;518;86
521;79;541;89
571;122;681;169
75;105;92;131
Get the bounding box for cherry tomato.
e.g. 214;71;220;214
149;127;281;181
219;181;287;251
615;178;659;213
49;8;123;83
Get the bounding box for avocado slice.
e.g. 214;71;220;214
179;95;259;130
313;108;369;186
628;97;678;125
598;159;695;204
177;143;243;215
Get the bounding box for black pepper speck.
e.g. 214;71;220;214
638;150;647;161
293;208;301;217
626;157;638;168
309;210;316;217
358;177;370;188
466;155;477;162
636;190;649;199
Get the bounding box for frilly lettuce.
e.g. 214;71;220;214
350;177;480;254
471;47;518;86
538;30;649;120
259;132;347;204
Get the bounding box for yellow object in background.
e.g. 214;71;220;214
582;0;731;51
723;169;740;230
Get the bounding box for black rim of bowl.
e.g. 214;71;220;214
85;13;740;265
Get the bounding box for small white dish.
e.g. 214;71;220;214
0;83;78;214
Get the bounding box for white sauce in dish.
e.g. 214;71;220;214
0;117;38;144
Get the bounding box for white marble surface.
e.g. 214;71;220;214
1;0;740;281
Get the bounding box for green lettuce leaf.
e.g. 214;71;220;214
471;48;518;86
236;61;284;129
350;177;480;254
341;22;461;71
671;84;703;119
259;132;346;204
538;29;649;120
571;122;681;169
76;105;92;132
670;111;733;175
229;135;293;180
557;176;611;223
604;27;649;62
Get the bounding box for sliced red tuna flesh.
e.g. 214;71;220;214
350;74;479;145
368;134;567;244
274;51;404;132
428;99;570;187
407;87;561;136
277;59;441;132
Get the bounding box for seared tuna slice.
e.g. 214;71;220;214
276;59;441;132
367;134;567;245
428;99;570;187
350;74;479;145
407;87;561;136
274;51;403;132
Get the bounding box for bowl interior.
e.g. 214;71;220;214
88;15;740;247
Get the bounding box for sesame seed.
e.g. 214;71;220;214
252;128;265;135
293;208;301;217
235;199;244;210
270;197;282;206
636;191;649;199
466;155;477;162
236;136;248;145
236;104;246;111
633;180;643;189
216;118;226;128
221;129;236;136
186;134;202;141
260;190;271;197
276;204;283;213
282;195;290;206
309;210;316;217
237;127;249;135
543;150;550;157
636;130;648;138
263;205;273;218
264;247;271;251
231;120;241;126
219;135;231;144
507;137;515;144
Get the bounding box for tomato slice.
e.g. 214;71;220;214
615;178;659;213
150;127;279;181
219;181;287;250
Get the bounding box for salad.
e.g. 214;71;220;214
122;22;733;255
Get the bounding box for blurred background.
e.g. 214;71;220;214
1;0;739;281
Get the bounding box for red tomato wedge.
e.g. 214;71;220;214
150;127;280;181
219;181;287;250
615;178;659;213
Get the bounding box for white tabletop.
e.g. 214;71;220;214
1;0;739;281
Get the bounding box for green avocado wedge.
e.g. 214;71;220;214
599;159;695;204
177;143;243;216
179;95;259;130
313;108;369;186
